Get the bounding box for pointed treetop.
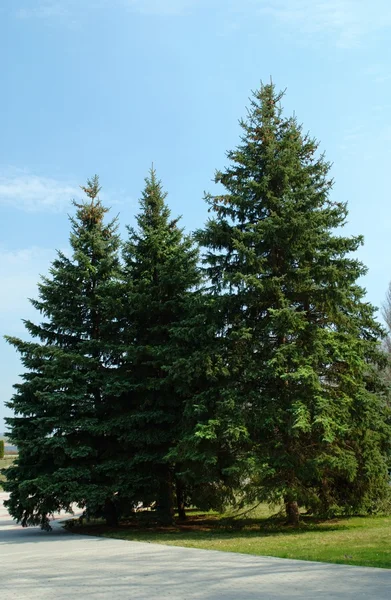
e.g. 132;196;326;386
72;175;109;230
144;164;165;196
80;174;101;202
242;82;286;138
136;165;172;230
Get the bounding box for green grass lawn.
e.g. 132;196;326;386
0;455;15;490
69;504;391;569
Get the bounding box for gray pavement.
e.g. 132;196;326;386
1;491;391;599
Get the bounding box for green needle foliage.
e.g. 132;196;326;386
4;177;123;529
2;82;390;530
194;83;391;522
114;168;201;523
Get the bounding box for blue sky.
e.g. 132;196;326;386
1;0;391;430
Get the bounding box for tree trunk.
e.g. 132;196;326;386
156;468;174;525
176;479;186;521
104;498;118;527
319;478;331;515
285;499;300;525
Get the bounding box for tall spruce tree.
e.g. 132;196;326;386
382;283;391;356
114;168;201;522
379;284;391;390
3;177;123;528
194;83;391;522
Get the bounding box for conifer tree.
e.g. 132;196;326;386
194;83;391;522
3;177;123;528
115;168;201;522
379;284;391;390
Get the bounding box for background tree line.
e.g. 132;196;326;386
3;83;391;529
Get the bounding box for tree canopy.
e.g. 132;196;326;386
3;84;390;528
192;83;391;522
4;177;123;528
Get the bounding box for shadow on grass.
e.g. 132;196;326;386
67;510;351;541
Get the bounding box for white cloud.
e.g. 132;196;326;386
362;64;391;85
122;0;195;15
16;1;71;20
15;0;195;20
15;0;111;23
14;0;391;43
0;169;80;212
257;0;391;48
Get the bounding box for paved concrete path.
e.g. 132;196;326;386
1;492;391;599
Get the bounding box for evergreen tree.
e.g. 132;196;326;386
382;283;391;357
379;284;391;391
169;290;248;514
3;177;123;529
113;168;201;522
193;83;391;522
